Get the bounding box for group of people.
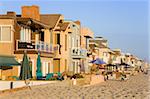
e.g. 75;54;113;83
103;71;127;81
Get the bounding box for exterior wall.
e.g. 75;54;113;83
44;29;51;44
0;19;14;56
80;27;94;73
53;29;69;73
0;19;14;25
98;48;111;64
53;20;83;74
69;22;82;74
113;55;121;64
0;44;14;55
81;27;94;38
0;66;18;80
81;27;94;49
15;54;53;78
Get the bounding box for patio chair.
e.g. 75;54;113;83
11;76;20;80
46;73;54;80
57;72;63;81
57;72;61;77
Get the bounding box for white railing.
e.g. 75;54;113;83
71;47;87;57
35;41;54;53
16;40;55;53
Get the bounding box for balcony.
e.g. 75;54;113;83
71;47;87;59
15;40;57;54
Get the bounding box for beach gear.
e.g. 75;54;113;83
19;51;32;80
36;52;42;80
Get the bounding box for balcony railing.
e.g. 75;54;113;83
16;40;56;53
71;47;87;58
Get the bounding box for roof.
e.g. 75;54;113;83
0;55;21;66
58;22;70;31
17;17;49;29
40;14;61;29
89;39;107;48
0;15;15;19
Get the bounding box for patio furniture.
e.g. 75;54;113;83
46;73;54;80
57;72;63;80
12;76;20;80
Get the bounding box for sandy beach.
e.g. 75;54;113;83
0;73;149;99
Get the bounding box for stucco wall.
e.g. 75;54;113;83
0;19;14;56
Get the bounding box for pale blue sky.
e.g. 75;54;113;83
0;0;149;62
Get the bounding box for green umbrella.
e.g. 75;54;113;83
19;51;32;80
36;53;42;79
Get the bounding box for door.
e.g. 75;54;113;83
53;59;60;73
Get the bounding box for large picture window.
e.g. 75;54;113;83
20;27;31;42
0;26;11;42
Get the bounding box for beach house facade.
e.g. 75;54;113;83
0;5;59;80
0;12;21;80
65;21;87;74
81;27;94;73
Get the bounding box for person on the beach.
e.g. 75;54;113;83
121;73;124;81
106;74;109;80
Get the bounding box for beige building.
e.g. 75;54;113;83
64;21;87;74
0;6;58;80
81;27;94;73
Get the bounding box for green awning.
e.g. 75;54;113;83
0;55;21;66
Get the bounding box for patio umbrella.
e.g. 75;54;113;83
19;51;32;80
107;64;116;66
119;63;130;68
90;58;106;70
93;58;106;65
36;52;42;79
89;60;96;63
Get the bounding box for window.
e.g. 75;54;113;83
77;40;78;47
20;27;31;42
72;38;74;47
0;26;11;42
56;33;60;45
40;31;44;41
65;34;67;51
20;27;25;41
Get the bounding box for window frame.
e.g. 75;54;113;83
0;25;13;43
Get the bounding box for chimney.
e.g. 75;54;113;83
7;11;16;16
21;5;40;21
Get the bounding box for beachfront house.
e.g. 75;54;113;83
0;12;22;80
64;20;87;74
0;5;59;80
81;27;94;73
